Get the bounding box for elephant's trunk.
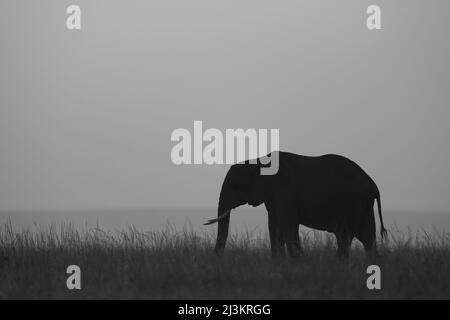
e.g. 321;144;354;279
214;208;231;254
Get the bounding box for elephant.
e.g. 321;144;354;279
204;151;387;258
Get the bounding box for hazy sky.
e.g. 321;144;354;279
1;1;450;213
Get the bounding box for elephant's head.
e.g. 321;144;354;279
204;161;270;254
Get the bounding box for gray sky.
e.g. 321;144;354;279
1;0;450;213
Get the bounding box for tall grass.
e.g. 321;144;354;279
0;221;449;299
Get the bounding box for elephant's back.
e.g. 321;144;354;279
280;152;378;198
322;154;379;196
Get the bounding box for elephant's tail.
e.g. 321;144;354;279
375;194;387;239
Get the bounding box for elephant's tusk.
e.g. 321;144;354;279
203;220;218;225
203;211;230;225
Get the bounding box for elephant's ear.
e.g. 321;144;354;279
248;174;267;207
247;155;284;207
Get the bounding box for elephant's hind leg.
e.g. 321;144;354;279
335;232;353;259
356;207;380;258
358;232;378;257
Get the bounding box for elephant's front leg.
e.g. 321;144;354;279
267;210;284;258
285;224;303;258
277;198;303;258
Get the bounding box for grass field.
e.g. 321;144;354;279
0;221;449;299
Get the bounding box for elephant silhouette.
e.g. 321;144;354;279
205;151;387;258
